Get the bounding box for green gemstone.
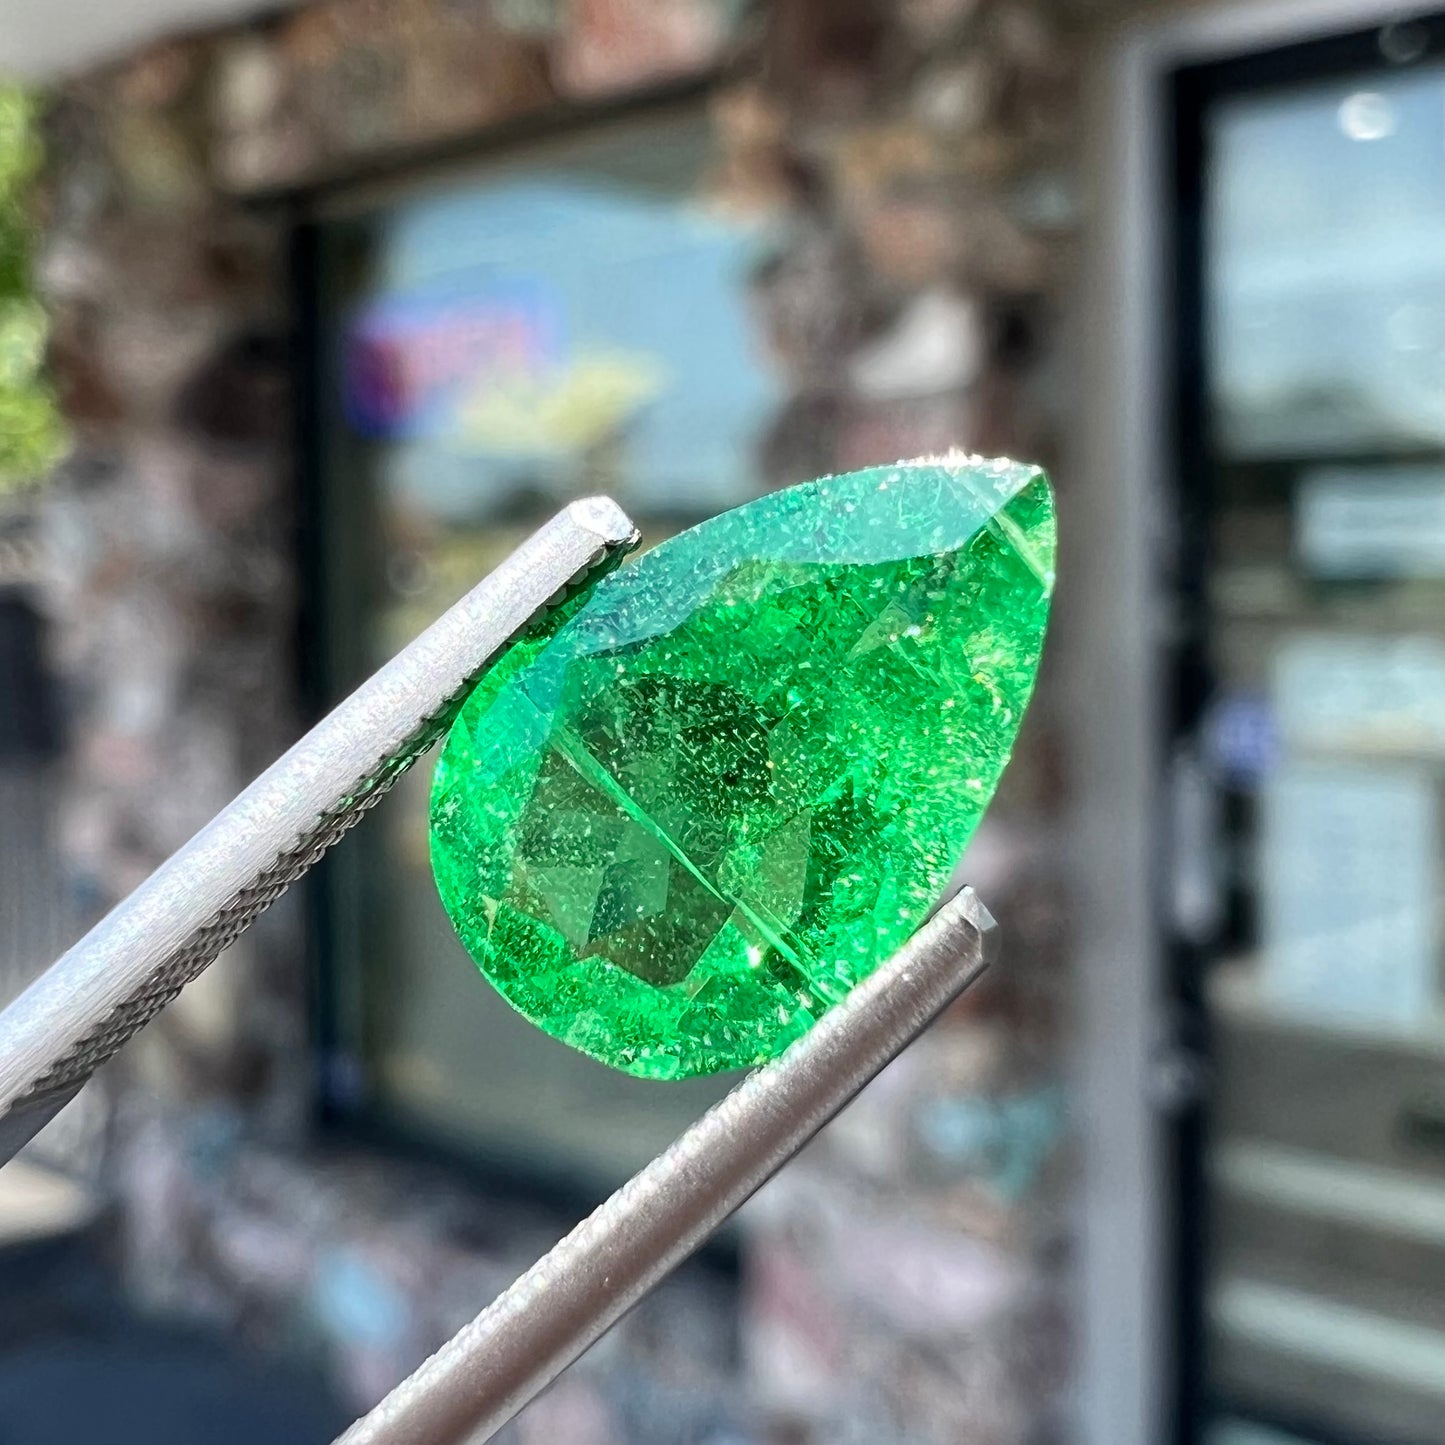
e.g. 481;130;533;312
430;456;1055;1079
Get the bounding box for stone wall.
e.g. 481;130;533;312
34;0;1081;1440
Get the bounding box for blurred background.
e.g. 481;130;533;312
1;0;1444;1442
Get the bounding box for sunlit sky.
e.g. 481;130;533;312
345;142;779;523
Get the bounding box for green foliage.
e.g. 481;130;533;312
0;85;65;494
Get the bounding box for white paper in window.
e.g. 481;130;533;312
1261;762;1437;1027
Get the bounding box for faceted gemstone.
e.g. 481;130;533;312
430;455;1055;1078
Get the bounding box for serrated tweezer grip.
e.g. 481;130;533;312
0;498;640;1164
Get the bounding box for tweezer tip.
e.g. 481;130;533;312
938;885;999;965
566;496;642;552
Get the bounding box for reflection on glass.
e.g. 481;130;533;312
1210;69;1445;459
1200;59;1445;1445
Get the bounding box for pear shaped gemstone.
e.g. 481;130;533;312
430;456;1055;1078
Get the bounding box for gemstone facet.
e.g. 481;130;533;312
430;456;1055;1078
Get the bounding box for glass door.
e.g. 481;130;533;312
1173;17;1445;1445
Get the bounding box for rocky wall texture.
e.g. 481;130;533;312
34;0;1081;1439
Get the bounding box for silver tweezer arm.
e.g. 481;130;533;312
337;887;995;1445
0;497;640;1163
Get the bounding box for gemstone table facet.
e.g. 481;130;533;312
430;456;1056;1078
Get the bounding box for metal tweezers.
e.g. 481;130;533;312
0;499;996;1445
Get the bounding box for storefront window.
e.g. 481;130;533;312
311;109;780;1188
